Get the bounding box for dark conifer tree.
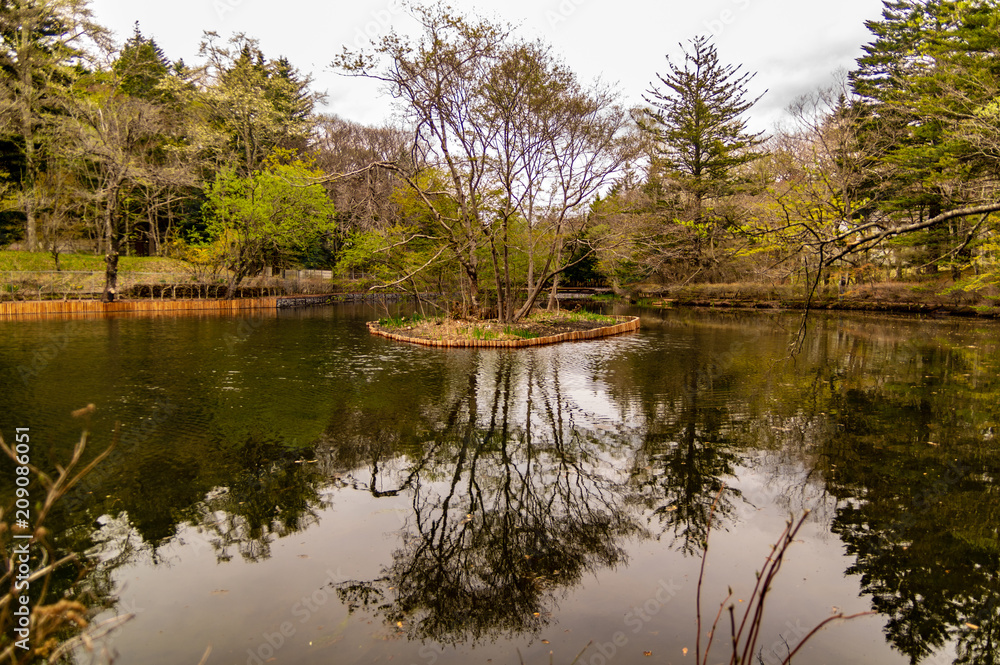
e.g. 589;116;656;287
639;35;764;261
114;22;170;100
850;0;1000;272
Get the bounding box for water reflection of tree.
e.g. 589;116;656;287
186;430;325;562
627;366;743;554
335;352;636;644
600;318;752;554
817;362;1000;665
79;428;326;565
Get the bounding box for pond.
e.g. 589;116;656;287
1;304;998;665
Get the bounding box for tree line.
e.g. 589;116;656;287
3;0;1000;312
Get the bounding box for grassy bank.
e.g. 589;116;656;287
0;250;189;272
634;281;1000;316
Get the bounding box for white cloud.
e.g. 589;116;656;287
91;0;885;133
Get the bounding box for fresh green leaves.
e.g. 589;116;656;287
201;156;335;289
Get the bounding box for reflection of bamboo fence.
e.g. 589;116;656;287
0;297;279;317
367;316;641;348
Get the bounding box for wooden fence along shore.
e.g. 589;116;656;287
0;297;280;318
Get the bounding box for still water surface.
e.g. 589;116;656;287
0;304;997;665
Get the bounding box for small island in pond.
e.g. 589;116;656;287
367;310;640;348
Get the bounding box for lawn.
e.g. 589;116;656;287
0;250;190;273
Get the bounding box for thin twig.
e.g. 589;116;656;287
696;485;726;665
780;612;874;664
196;645;213;665
47;613;136;661
568;640;593;665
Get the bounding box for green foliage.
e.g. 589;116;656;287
378;313;406;327
200;33;320;175
466;325;500;341
528;309;615;324
502;325;539;339
563;309;616;323
377;312;433;328
114;23;170;100
848;0;1000;269
0;0;108;252
200;155;335;288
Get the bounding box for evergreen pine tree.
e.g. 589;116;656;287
850;0;1000;272
639;35;764;262
114;22;170;100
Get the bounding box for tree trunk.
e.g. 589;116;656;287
463;262;480;316
102;239;120;302
546;243;563;312
102;194;120;303
19;32;38;252
489;236;505;322
503;215;512;323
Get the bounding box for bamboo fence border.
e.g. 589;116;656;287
367;316;640;348
0;297;280;318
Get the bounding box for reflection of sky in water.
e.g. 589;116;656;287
2;305;997;664
86;465;896;665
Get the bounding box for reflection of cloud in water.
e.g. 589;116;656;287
34;307;1000;664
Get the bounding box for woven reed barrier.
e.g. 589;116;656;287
0;297;280;317
367;315;640;348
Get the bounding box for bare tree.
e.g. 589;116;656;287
335;4;633;321
753;73;1000;293
310;114;410;232
60;61;196;301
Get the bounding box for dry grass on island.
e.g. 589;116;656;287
369;309;627;344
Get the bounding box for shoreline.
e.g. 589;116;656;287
1;291;997;320
646;297;1000;318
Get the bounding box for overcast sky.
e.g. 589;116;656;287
89;0;887;134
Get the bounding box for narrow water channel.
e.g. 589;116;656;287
1;304;997;664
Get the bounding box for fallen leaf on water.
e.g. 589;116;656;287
542;640;550;644
683;647;689;655
533;612;540;617
966;623;980;630
396;621;403;628
211;589;229;595
644;651;652;657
